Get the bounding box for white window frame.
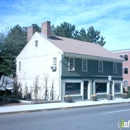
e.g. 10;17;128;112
18;61;21;71
124;67;128;74
68;57;75;71
113;62;117;73
53;57;57;66
98;61;103;72
82;59;88;72
124;54;128;61
123;80;128;88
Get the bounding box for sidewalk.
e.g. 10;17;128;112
0;98;130;114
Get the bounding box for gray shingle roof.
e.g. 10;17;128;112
47;35;122;61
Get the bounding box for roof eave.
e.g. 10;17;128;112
64;52;124;63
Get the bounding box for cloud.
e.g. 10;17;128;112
0;0;130;50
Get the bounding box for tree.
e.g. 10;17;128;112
86;26;105;46
1;25;27;75
53;22;76;38
52;22;106;46
0;32;6;51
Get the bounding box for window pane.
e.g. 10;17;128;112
120;55;123;58
98;61;103;72
19;61;21;71
53;57;57;66
113;63;117;73
124;68;128;74
69;58;75;70
124;55;128;61
114;83;121;92
65;83;81;95
124;81;128;88
82;59;87;71
35;40;38;47
96;83;107;93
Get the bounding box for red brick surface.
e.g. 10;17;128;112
113;50;130;86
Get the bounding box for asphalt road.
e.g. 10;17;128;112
0;103;130;130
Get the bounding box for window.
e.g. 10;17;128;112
124;67;128;74
18;61;21;71
98;61;103;72
68;58;75;71
120;55;123;58
114;83;121;93
35;40;38;47
82;59;88;71
65;83;81;95
53;57;57;66
124;81;128;88
113;62;117;73
124;55;128;61
96;83;107;93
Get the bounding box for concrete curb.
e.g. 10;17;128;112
0;100;130;115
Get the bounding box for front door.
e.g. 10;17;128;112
84;81;88;99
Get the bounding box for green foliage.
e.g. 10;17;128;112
0;32;6;51
86;26;106;46
0;24;27;76
52;22;106;46
53;22;76;38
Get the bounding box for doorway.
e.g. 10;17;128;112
84;81;88;99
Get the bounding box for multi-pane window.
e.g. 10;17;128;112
96;83;107;93
113;62;117;73
124;81;128;88
82;59;88;71
65;83;81;95
18;61;21;71
124;55;128;61
98;61;103;72
124;67;128;74
68;58;75;71
53;57;57;66
114;83;121;93
35;40;38;47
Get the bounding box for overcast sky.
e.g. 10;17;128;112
0;0;130;51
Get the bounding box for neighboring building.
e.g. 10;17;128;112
112;49;130;90
16;21;123;102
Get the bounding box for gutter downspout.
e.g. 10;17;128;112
59;53;64;101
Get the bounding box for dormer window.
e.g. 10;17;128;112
119;55;123;58
124;67;128;74
35;40;38;47
124;55;128;61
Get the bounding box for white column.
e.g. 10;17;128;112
107;81;110;94
81;81;84;100
93;81;95;94
112;81;115;98
88;80;92;100
120;82;123;93
63;81;65;101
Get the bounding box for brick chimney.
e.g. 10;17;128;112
27;25;36;42
41;21;50;38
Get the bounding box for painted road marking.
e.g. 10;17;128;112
102;109;130;114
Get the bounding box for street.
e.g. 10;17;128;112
0;103;130;130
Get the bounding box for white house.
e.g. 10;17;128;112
16;21;123;101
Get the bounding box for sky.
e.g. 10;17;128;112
0;0;130;51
